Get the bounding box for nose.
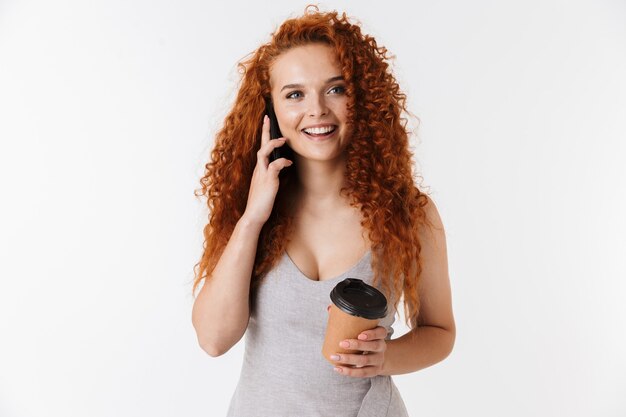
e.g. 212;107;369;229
307;93;328;117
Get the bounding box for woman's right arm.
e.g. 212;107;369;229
191;114;294;357
191;215;263;357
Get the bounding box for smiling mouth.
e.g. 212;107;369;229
301;126;337;138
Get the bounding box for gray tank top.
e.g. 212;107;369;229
226;249;410;417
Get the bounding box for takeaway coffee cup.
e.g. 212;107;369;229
322;278;388;365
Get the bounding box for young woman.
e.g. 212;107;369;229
191;5;455;416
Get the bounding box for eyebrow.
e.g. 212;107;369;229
280;75;345;92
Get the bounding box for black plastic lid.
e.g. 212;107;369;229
330;278;388;319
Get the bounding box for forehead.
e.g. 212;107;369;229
269;43;341;89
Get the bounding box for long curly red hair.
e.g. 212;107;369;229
192;4;434;331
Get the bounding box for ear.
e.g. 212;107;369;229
327;305;331;313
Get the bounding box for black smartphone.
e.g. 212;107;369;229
265;99;294;164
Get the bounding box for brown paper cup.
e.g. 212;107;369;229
322;304;380;365
321;278;388;366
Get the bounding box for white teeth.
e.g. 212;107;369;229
303;126;335;135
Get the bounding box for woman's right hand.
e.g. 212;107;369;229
241;114;293;227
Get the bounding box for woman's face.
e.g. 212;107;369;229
269;43;351;162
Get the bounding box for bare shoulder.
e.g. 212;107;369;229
421;194;445;237
416;194;455;335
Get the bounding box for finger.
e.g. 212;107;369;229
339;339;385;353
330;352;376;368
267;156;293;172
265;137;287;153
261;114;270;147
334;365;372;378
258;138;287;169
357;326;388;341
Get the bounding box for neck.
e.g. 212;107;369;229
292;155;352;213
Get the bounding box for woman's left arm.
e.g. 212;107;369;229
382;195;455;375
333;195;456;377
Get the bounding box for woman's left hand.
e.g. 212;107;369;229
331;325;388;378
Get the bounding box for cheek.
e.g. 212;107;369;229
279;110;301;129
332;100;349;120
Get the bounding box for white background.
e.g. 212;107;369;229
1;1;625;416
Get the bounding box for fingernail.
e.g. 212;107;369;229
264;115;268;122
334;367;342;373
358;334;368;340
330;354;340;361
340;341;350;348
